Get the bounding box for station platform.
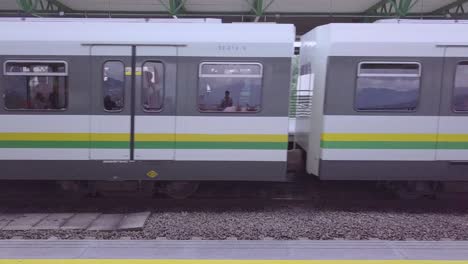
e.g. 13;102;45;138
0;240;467;261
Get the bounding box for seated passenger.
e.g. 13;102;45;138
32;76;49;109
48;90;59;109
219;90;233;110
32;92;47;109
104;95;117;110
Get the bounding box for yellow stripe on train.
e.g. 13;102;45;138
322;133;468;142
0;133;287;143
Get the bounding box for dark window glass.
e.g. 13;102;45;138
4;61;67;110
359;63;420;75
142;61;164;111
300;63;311;75
198;63;263;112
103;61;125;111
355;62;421;111
453;62;468;112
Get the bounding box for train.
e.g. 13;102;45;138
0;18;467;198
297;20;468;183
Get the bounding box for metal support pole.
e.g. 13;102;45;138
159;0;186;17
246;0;275;22
130;45;136;161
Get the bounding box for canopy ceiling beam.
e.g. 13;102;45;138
430;0;468;17
16;0;73;13
364;0;392;14
0;9;458;19
364;0;418;17
158;0;187;17
46;0;73;12
247;0;275;22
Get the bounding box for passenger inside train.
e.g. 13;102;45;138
143;63;163;111
198;63;262;113
219;90;233;110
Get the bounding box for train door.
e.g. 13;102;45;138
90;46;132;160
89;45;177;161
436;46;468;161
133;46;177;160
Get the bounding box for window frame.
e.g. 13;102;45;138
357;61;422;78
141;60;165;113
3;60;69;111
199;62;263;78
354;61;422;113
102;60;126;113
452;61;468;113
197;61;264;113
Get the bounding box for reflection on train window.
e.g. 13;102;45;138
142;61;164;112
198;62;263;112
355;62;421;111
3;61;68;110
453;62;468;112
103;61;124;111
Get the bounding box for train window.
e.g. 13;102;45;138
198;62;263;112
453;62;468;112
355;62;421;111
103;61;125;111
142;61;164;112
3;61;68;110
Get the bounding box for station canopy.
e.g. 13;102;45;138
1;0;468;34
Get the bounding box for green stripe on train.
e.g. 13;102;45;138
0;141;287;150
174;142;285;150
321;141;468;149
136;142;287;149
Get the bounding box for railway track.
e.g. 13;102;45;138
0;180;468;241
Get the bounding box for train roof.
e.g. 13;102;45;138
0;18;295;58
303;22;468;57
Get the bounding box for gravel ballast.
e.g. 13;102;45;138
0;200;467;240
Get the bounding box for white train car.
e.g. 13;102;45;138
296;21;468;181
0;18;295;187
